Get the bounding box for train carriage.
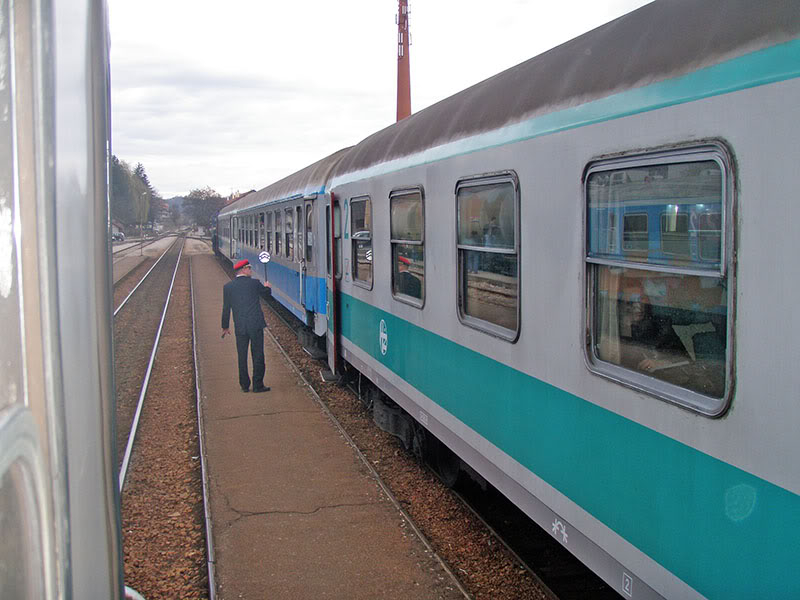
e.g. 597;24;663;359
217;149;351;337
216;0;800;597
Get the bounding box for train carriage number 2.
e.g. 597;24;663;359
622;572;634;597
379;319;388;355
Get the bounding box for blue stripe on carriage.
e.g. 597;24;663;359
339;293;800;598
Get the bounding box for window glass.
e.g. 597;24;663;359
593;265;727;398
456;178;518;337
351;197;372;286
296;206;303;261
697;212;721;261
306;204;313;264
275;210;282;255
285;208;294;261
587;160;722;269
390;190;424;303
587;151;730;411
266;211;273;253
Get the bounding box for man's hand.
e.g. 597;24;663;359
262;280;271;288
221;328;230;338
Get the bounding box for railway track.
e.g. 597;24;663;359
114;238;208;598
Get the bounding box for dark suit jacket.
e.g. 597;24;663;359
221;275;269;334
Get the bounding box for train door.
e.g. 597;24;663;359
325;195;342;376
303;200;314;313
297;204;305;307
231;216;238;258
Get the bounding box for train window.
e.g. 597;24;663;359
660;212;690;256
266;212;273;253
456;173;519;341
623;213;648;254
390;188;424;305
275;210;282;256
585;146;732;415
350;197;373;288
305;204;313;264
285;208;294;261
296;206;303;262
327;202;342;279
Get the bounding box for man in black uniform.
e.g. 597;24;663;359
221;259;271;393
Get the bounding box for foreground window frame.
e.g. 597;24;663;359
456;172;520;342
390;187;425;307
584;144;734;416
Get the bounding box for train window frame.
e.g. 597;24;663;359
583;144;735;417
350;196;373;290
390;187;425;308
455;172;521;342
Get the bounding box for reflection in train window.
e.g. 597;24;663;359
351;197;372;287
698;212;721;261
586;148;731;415
623;213;648;253
390;188;424;305
456;173;519;340
660;211;689;256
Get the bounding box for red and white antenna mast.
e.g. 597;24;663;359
396;0;411;121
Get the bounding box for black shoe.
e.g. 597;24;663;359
252;386;270;393
241;386;250;393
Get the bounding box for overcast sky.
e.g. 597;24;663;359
109;0;652;199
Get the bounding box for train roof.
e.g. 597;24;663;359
219;146;352;216
331;0;800;183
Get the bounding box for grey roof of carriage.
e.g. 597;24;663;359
221;0;799;215
331;0;799;178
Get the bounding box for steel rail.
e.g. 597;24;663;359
118;239;185;492
113;236;180;316
188;257;217;600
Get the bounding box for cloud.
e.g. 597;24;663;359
109;0;652;198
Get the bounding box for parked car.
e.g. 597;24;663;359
111;232;125;242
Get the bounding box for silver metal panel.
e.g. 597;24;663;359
54;0;121;597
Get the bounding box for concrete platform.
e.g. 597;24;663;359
190;253;463;600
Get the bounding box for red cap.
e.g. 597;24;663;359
397;256;410;265
234;259;250;270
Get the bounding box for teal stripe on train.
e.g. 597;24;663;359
339;294;800;598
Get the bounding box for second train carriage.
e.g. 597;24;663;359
217;149;351;338
216;0;800;597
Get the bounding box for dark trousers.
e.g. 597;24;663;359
235;327;265;390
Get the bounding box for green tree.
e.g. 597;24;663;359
110;156;136;224
184;187;226;228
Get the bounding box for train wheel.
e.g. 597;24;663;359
428;436;461;488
